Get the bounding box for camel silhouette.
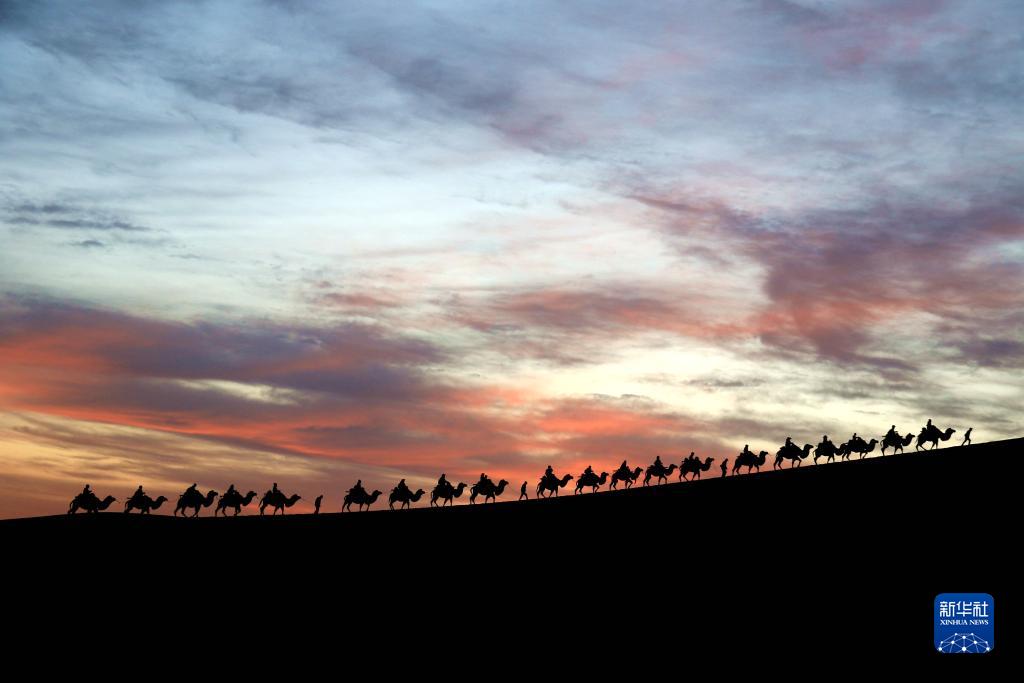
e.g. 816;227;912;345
343;489;382;512
68;492;116;515
389;487;426;510
679;457;714;481
916;425;956;451
881;432;914;455
470;478;508;504
610;466;642;490
732;450;768;474
774;443;813;469
813;441;839;464
574;471;609;494
643;462;677;486
215;490;258;516
430;481;468;507
260;489;301;515
537;473;574;498
124;494;167;514
840;438;878;460
174;489;218;517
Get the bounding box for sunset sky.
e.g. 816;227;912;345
1;1;1022;517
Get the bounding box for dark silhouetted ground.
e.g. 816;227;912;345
4;438;1017;666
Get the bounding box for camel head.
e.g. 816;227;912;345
99;495;117;509
286;494;302;506
204;490;219;506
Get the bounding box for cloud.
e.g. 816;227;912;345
5;201;150;232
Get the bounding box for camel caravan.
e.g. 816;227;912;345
68;420;969;516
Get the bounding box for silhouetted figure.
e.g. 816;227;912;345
343;488;382;512
389;480;425;510
430;480;467;507
731;445;752;475
314;494;323;514
814;435;839;463
125;492;168;514
68;487;117;514
575;469;609;494
437;473;448;490
916;420;956;450
881;429;914;455
537;468;573;497
775;440;812;469
519;481;528;500
174;486;218;517
124;484;147;512
470;478;509;504
260;486;301;515
216;489;258;516
225;483;237;499
962;427;972;446
732;447;768;475
720;459;728;478
643;457;677;486
610;461;642;489
680;455;714;480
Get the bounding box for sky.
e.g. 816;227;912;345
1;0;1022;518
